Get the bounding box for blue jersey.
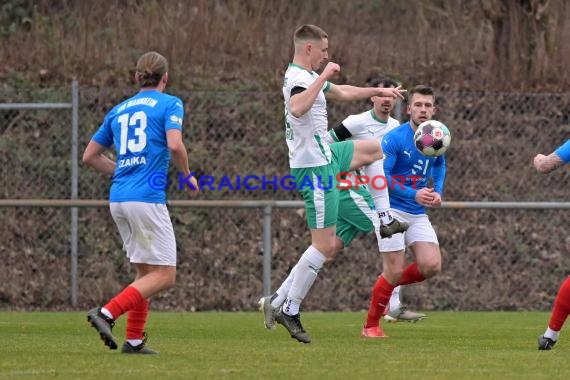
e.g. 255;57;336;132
555;139;570;163
92;90;184;203
381;122;446;214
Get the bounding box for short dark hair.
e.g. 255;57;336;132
369;76;399;88
409;85;436;103
293;24;328;43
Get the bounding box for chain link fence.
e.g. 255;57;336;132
1;86;569;311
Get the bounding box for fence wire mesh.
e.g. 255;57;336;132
1;87;569;311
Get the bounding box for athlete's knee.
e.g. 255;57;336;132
364;144;382;161
365;139;382;159
389;270;405;284
372;146;382;161
382;266;404;284
161;268;176;289
418;260;441;279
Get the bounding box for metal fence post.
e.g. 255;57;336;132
262;205;272;296
70;80;79;307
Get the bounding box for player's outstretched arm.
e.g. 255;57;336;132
326;84;405;102
535;139;570;173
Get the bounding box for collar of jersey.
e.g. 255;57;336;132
289;63;314;74
370;109;388;124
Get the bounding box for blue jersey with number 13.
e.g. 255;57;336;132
92;90;184;203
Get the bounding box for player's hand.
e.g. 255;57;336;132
416;187;440;207
321;62;340;80
430;192;442;208
533;153;563;174
380;85;406;100
533;154;547;172
186;175;200;196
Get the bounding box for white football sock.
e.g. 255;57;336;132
100;307;114;320
544;327;560;341
389;285;402;311
284;246;326;315
282;298;300;316
127;339;143;347
271;265;297;308
363;159;393;224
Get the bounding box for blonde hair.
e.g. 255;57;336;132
135;51;168;88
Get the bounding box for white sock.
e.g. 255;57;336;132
389;286;401;311
271;265;297;308
284;246;326;315
378;210;393;225
100;307;114;320
544;327;560;341
127;339;143;347
363;159;393;224
282;298;300;316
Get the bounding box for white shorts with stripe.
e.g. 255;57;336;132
110;202;177;266
378;208;439;252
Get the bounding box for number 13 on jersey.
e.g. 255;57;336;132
118;111;147;154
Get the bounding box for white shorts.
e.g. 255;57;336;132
378;209;439;252
110;202;176;266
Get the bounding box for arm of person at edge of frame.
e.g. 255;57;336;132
534;139;570;174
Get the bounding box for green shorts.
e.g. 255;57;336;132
291;141;354;229
336;186;379;247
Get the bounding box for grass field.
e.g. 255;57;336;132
0;311;568;379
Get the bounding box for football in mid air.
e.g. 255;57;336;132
413;120;451;157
